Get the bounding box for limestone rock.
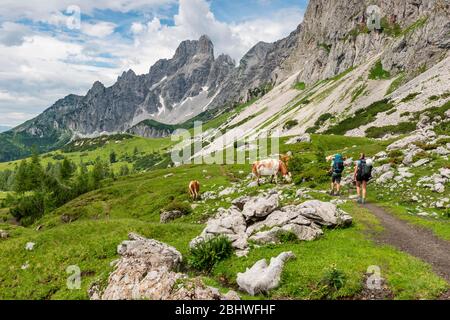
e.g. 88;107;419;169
236;252;296;296
376;171;394;184
160;210;185;223
297;200;352;227
241;193;279;221
0;230;9;239
91;233;237;300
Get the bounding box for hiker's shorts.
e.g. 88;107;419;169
332;174;342;184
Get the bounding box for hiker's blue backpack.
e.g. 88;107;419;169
333;154;344;174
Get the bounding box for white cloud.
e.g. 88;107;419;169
82;22;117;38
0;22;31;46
0;0;176;22
125;0;304;74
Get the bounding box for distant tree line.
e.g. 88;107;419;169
0;152;131;226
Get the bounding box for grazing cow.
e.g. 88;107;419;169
252;159;292;186
280;153;292;166
189;180;200;200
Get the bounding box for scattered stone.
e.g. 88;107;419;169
25;242;35;251
164;173;174;178
286;133;311;144
160;210;185;224
21;262;30;270
0;230;9;239
241;193;279;221
434;183;445;194
434;147;449;155
297;200;353;227
372;164;392;178
219;187;236;197
387;134;427;151
412;158;431;168
295;190;312;199
236;252;296;296
376;171;394;184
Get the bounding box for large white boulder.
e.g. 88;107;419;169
387;134;427;151
376;171;395;184
91;233;238;300
297;200;352;227
237;252;296;296
241;193;279;221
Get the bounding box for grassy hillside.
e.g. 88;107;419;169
0;134;449;300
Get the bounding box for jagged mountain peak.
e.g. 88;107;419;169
174;34;214;60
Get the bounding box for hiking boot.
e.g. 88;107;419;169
357;198;362;204
361;198;366;204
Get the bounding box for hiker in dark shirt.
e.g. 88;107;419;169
354;153;373;204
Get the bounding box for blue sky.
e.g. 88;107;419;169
0;0;307;127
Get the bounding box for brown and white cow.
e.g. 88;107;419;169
189;180;200;200
252;159;292;186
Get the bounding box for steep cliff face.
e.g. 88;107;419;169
211;0;449;108
276;0;449;84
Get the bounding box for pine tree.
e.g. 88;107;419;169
14;160;31;193
109;151;117;164
60;157;75;180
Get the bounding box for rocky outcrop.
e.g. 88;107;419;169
90;233;238;300
190;193;352;256
160;210;186;224
236;252;296;296
0;230;9;239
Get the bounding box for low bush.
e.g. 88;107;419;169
283;119;299;130
163;201;192;215
9;192;46;226
277;230;298;243
401;92;420;103
188;236;234;272
365;122;416;138
325;99;394;135
369;60;391;80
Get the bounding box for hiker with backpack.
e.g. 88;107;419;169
329;154;345;196
354;153;373;204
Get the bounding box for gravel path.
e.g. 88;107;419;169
363;203;450;298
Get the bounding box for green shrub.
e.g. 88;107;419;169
428;95;439;102
321;265;347;291
351;84;367;102
325;99;394;135
10;192;46;226
283;119;299;130
294;82;306;90
401;92;420;103
380;17;402;37
369;60;391;80
386;73;405;95
163;201;192;215
365;122;416;138
277;230;298;243
188;236;234;272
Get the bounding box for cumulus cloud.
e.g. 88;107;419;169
0;22;31;46
124;0;304;73
82;22;117;38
